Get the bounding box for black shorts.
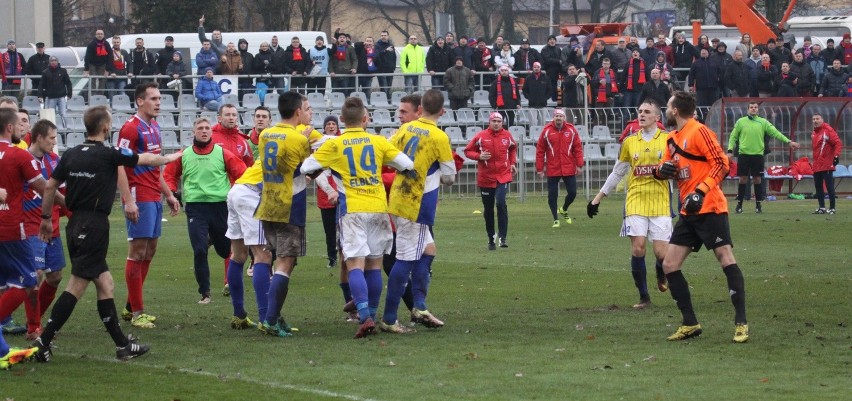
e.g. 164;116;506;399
737;154;765;178
65;211;111;280
669;213;733;252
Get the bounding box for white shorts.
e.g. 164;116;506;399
393;216;434;261
338;213;393;259
226;184;267;246
620;215;672;242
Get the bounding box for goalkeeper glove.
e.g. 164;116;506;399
833;156;840;166
682;190;704;214
587;201;599;218
657;161;677;179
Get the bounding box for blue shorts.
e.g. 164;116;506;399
126;201;163;240
0;240;39;288
27;235;66;273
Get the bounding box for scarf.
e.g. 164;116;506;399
366;47;377;72
523;50;530;70
627;59;646;90
481;48;492;68
96;40;108;57
335;45;347;61
847;83;852;97
762;60;770;71
2;52;23;83
293;48;303;61
112;49;125;71
496;75;517;107
597;68;617;103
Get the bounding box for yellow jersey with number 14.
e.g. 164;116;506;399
388;118;456;225
253;122;310;225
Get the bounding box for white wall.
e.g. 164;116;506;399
0;0;53;47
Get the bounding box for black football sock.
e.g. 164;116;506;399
736;184;746;202
97;299;129;347
753;183;762;202
655;259;665;282
665;270;698;326
723;264;747;324
40;291;78;346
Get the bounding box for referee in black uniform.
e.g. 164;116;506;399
32;105;182;362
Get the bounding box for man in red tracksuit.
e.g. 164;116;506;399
464;112;517;249
810;114;843;214
535;108;584;227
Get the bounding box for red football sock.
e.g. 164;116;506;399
140;259;151;283
24;289;40;333
0;287;27;321
38;280;58;316
224;256;231;285
125;259;144;312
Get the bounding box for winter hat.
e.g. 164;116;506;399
173;51;182;58
569;36;579;43
323;115;339;127
553;108;566;118
844;33;851;40
547;35;556;41
489;112;503;121
316;35;324;42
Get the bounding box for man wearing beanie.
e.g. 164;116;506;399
540;35;562;100
156;36;176;89
535;108;584;227
237;39;254;102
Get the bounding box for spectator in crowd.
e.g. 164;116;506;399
268;35;287;93
790;51;814;96
494;42;515;71
654;33;674;65
809;114;843;215
127;38;157;87
540;35;563;101
444;56;475;110
307;36;330;94
755;54;778;97
535;108;584;227
711;42;733;97
106;36;130;101
26;43;50;94
819;39;837;65
196;68;224;111
746;47;763;97
472;38;495;91
724;50;751;97
513;38;542;80
38;57;72;121
775;62;799;97
672;32;697;82
622;50;647;108
819;59;849;97
563;36;586;71
237;39;254;101
253;41;275;91
689;48;720;108
198;15;225;58
400;34;426;94
464;112;517;249
627;36;641;52
808;44;827;92
196;39;219;75
641;37;658;66
591;58;618;107
489;65;521;126
696;35;712;53
650;51;672;80
610;38;631;71
522;62;552;111
375;31;395;96
313;114;340;269
165;51;191;97
219;42;244;75
283;37;310;93
83;31;110;96
561;64;585;109
736;33;754;58
766;39;791;68
329;33;358;96
453;37;474;70
445;32;457;49
839;33;852;65
639;68;670;107
726;101;799;214
586;40;611;75
426;37;452;91
799;36;813;60
155;36;176;90
491;35;504;55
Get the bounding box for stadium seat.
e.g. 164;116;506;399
180;130;194;146
67;96;86;113
65;132;85;148
111;94;134;112
160;94;178;112
371;109;393;126
111;113;129;131
241;93;261;109
55;133;66;152
477;109;492;122
158;113;178;130
110;132;119;146
307;92;327;110
509;126;525;142
441;91;450;107
604;142;621;160
263;92;279;109
390;91;406;105
438;110;455;125
529;126;544;140
22;96;40;111
584;143;604;160
455;108;477;124
472;90;489;108
575;125;591;141
515;109;532;125
311;110;329;127
370;91;391;109
592;125;612;141
466;126;482;139
329;92;345;109
161;130;181;150
222;94;240;108
456;146;477;165
350;91;368;105
445;127;465;144
178;94;200;111
179;113;198;129
522;145;537;163
380;127;395;137
89;95;109;108
64;116;85;132
833;164;849;177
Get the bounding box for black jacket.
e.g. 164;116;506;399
820;67;848;97
489;75;520;109
26;53;50;80
774;71;798;97
426;44;452;73
789;61;814;95
156;46;176;74
84;38;111;70
754;64;778;94
512;48;542;73
354;43;380;74
638;80;671;107
521;72;552;107
39;65;72;99
688;57;719;90
128;48;156;76
724;61;751;96
254;49;274;75
453;45;475;70
377;46;397;74
561;75;584;108
672;41;697;68
283;45;311;74
539;45;562;78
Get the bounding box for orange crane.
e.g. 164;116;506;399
719;0;799;44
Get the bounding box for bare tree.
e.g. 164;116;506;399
249;0;294;31
294;0;344;31
53;0;85;46
367;0;439;44
466;0;503;40
447;0;470;39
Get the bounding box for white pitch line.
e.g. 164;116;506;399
57;353;382;401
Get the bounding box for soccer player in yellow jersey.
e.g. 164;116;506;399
383;89;457;330
302;97;414;338
587;100;672;309
253;91;312;338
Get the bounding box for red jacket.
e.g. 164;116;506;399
464;128;517;188
535;122;584;177
618;119;666;143
316;175;338;209
811;123;842;173
212;123;254;167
